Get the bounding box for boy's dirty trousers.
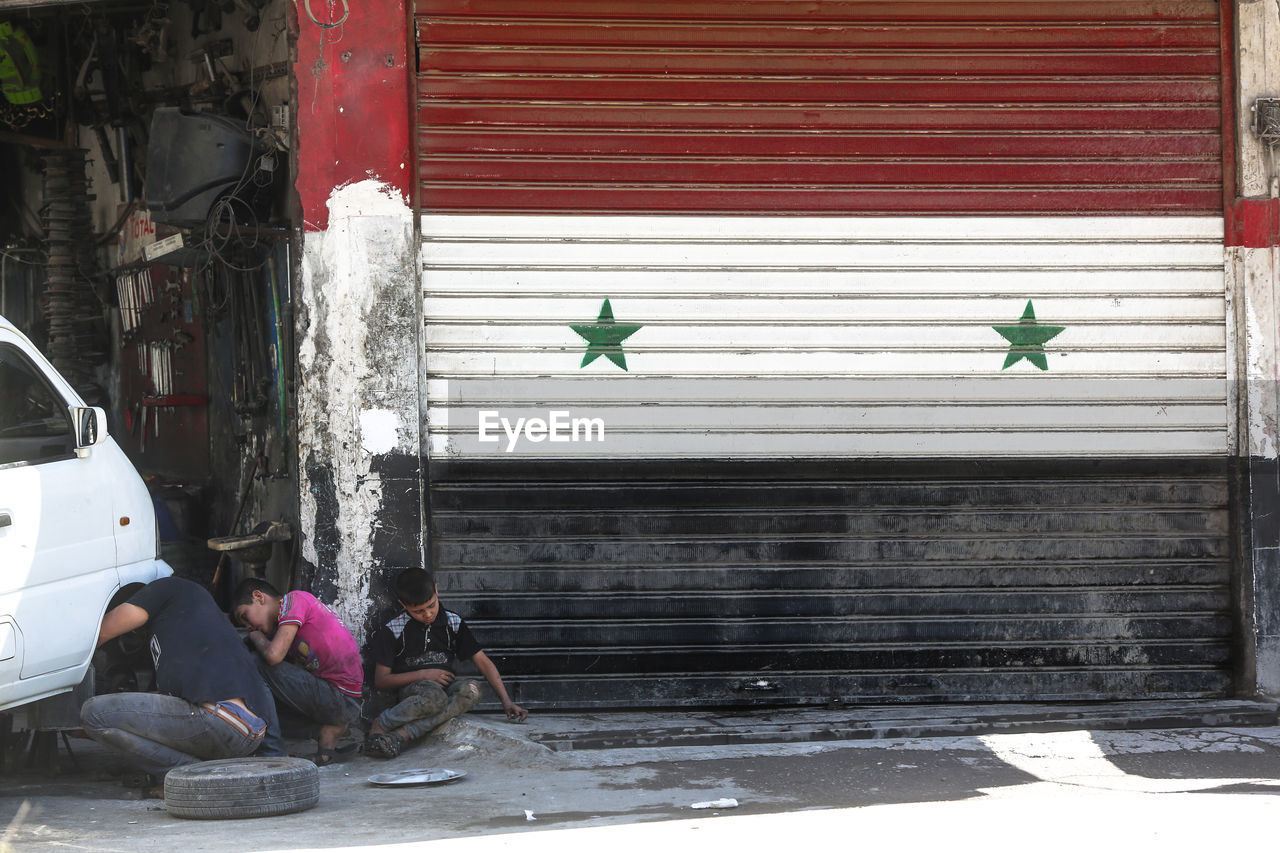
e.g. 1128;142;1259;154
256;659;361;728
80;693;266;776
377;678;481;743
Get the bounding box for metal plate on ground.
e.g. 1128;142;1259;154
368;768;466;787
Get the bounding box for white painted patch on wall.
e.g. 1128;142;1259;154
360;408;401;455
328;178;412;218
297;179;416;632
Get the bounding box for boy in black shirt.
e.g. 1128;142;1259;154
80;577;284;785
363;569;526;759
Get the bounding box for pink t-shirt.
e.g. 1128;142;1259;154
277;591;364;697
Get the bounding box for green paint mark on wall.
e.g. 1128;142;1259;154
993;300;1065;371
571;299;642;371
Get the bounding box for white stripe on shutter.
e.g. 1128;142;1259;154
422;215;1226;458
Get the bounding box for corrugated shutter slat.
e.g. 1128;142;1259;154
415;0;1223;214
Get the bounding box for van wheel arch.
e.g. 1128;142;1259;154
108;582;145;611
93;583;152;693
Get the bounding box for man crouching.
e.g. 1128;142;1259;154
81;577;284;791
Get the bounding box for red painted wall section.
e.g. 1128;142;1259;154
1226;198;1280;248
294;0;412;231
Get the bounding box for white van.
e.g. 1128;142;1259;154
0;313;171;711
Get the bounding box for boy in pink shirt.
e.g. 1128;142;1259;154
232;579;364;765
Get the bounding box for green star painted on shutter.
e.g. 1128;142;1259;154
993;300;1065;371
571;299;642;371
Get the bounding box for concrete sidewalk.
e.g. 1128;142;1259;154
3;701;1280;852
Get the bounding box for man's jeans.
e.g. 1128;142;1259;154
377;678;481;743
80;692;265;777
256;659;361;728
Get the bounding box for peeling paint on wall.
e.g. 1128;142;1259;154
296;179;420;634
1240;247;1280;460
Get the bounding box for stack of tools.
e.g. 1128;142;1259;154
40;148;105;389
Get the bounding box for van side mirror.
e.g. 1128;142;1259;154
70;406;108;457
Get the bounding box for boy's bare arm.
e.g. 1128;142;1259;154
97;603;149;648
472;651;528;722
247;622;299;666
373;663;455;690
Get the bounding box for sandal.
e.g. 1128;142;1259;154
362;732;402;759
121;771;159;789
291;749;336;767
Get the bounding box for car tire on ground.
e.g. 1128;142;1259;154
163;757;320;819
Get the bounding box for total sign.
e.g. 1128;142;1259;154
116;208;157;267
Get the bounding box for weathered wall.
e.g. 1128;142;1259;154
295;180;421;633
291;0;420;635
1233;0;1280;696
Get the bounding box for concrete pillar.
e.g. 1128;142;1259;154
290;0;423;633
1233;0;1280;696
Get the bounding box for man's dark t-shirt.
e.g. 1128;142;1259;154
128;577;283;754
370;608;482;675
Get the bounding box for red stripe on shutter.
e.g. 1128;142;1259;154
420;1;1218;23
415;1;1223;215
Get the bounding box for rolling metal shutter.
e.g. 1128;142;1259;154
431;459;1229;707
414;1;1233;708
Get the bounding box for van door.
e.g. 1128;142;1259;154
0;335;117;679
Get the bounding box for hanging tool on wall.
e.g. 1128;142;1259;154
267;247;288;470
72;18;137;201
209;441;262;590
